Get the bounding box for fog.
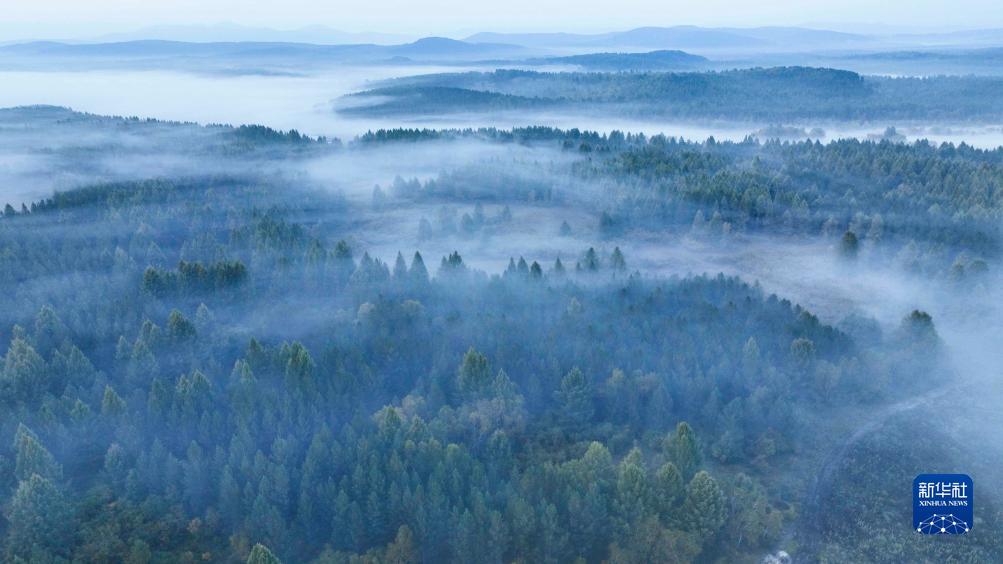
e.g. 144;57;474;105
1;40;1002;564
312;133;1003;556
5;68;1003;149
0;67;462;139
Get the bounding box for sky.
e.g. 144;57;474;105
0;0;1000;40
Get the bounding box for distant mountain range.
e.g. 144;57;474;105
465;26;872;52
4;25;1003;75
92;23;410;45
0;38;721;73
5;24;1003;55
0;37;530;65
885;28;1003;47
466;25;1003;55
530;50;709;70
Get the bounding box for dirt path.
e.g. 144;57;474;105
779;315;1003;562
784;382;958;561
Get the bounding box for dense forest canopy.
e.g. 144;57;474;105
0;103;1000;564
358;125;1003;278
344;67;1003;121
527;50;710;71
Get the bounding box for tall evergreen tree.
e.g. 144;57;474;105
393;251;408;279
3;338;47;403
556;367;594;428
410;251;429;285
665;422;701;480
6;474;72;561
683;471;726;542
246;543;282;564
14;424;62;482
457;348;492;399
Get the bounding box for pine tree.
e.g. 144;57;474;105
6;474;72;561
167;309;196;340
248;494;285;550
902;310;937;342
610;247;626;272
789;337;816;368
410;251;429;285
32;304;66;356
537;501;570;563
14;424;62;482
372;185;387;209
691;210;706;233
70;398;92;424
195;302;214;327
556;367;594;428
553;257;565;276
384;525;419;563
665;422;701;480
127;340;159;387
284;343;315;394
103;443;128;486
246;543;282;564
654;462;684;517
840;230;859;259
333;240;355;285
393;252;408;279
439;251;465;276
615;448;651;527
599;211;617;237
683;471;726;542
457;348;491;399
51;343;98;391
3;338;47;403
101;385;126;418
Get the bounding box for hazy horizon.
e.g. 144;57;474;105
2;2;1003;44
1;3;1001;563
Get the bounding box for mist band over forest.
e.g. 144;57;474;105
0;11;1002;564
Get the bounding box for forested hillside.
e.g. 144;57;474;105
345;67;1003;121
0;110;999;562
366;126;1002;277
0;168;950;563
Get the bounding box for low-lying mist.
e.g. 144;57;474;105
1;99;1001;562
4;64;1003;156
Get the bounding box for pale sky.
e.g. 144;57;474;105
0;0;999;39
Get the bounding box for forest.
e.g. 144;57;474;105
0;105;1001;562
367;125;1001;278
344;67;1003;121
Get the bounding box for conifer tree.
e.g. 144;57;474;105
557;367;594;428
665;422;701;480
683;471;726;542
410;251;429;285
6;474;72;561
246;543;282;564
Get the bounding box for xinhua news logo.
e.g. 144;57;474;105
913;474;973;535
